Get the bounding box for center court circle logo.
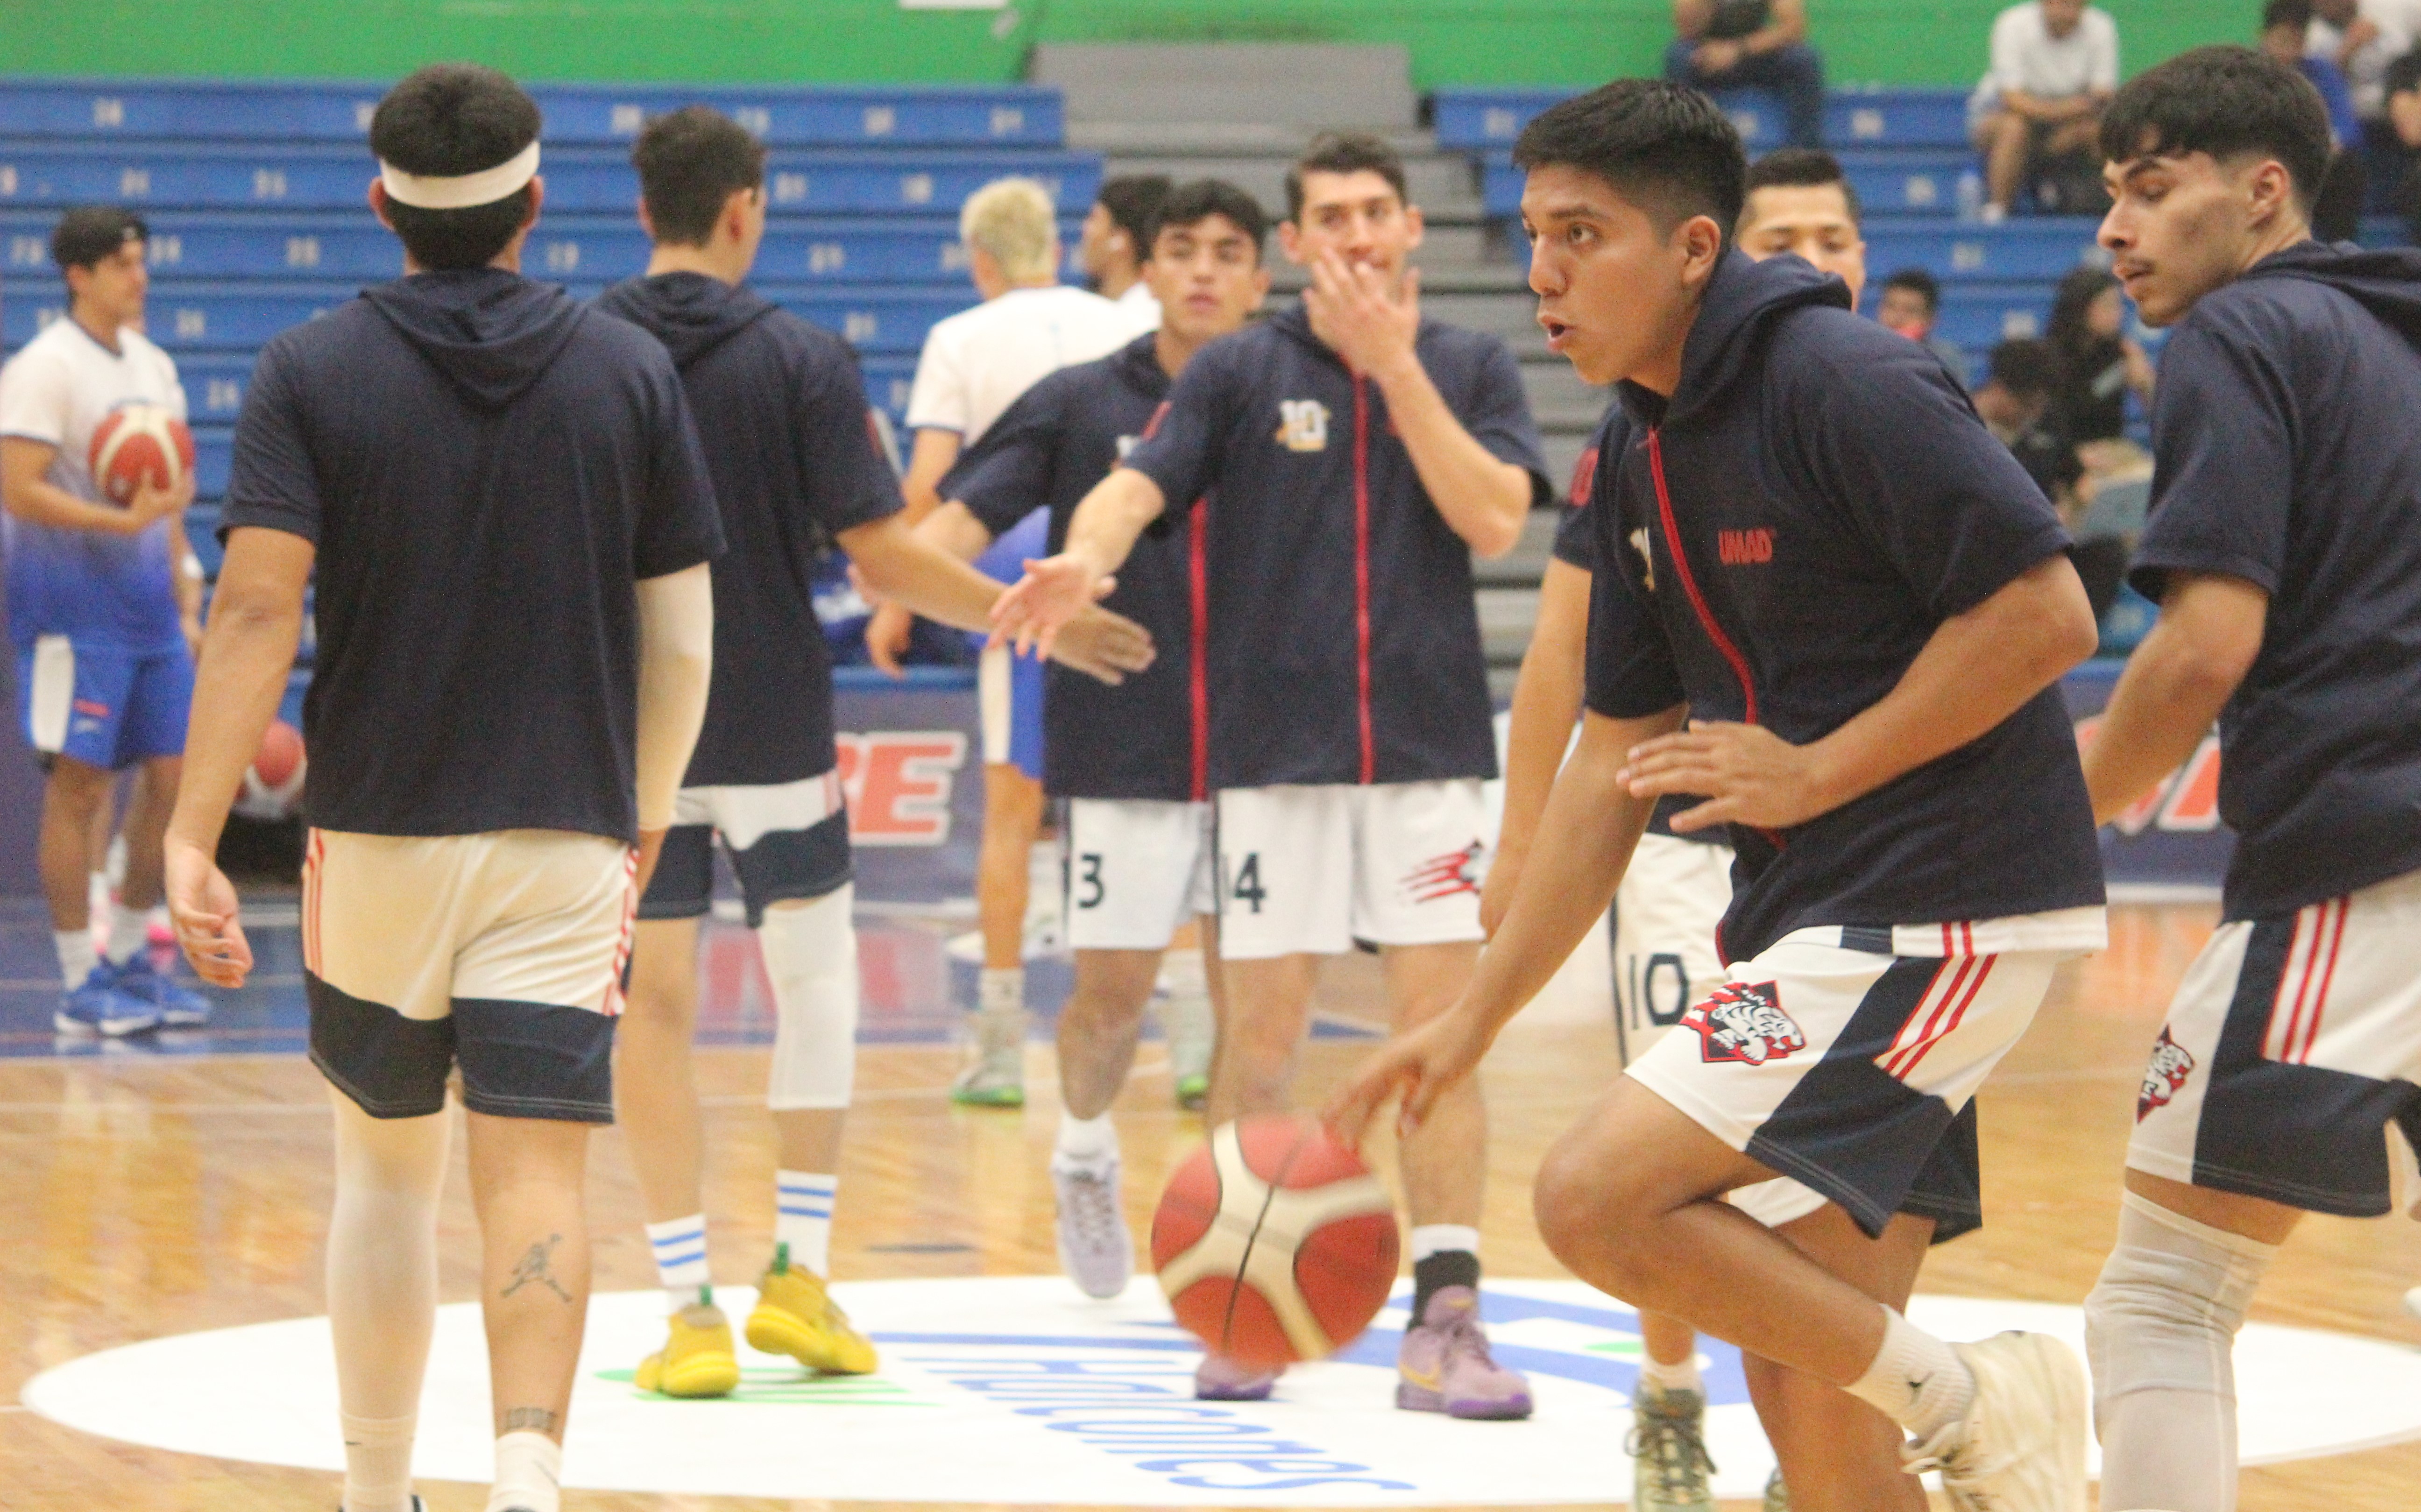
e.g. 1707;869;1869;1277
27;1277;2421;1504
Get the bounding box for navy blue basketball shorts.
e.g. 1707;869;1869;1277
303;828;634;1123
639;770;853;929
1627;909;2108;1241
2131;866;2421;1217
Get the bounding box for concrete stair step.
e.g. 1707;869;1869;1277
1033;43;1418;130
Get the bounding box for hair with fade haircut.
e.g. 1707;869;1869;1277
1513;80;1747;239
369;62;543;271
1985;337;2060;402
2099;45;2332;212
1149;178;1269;263
1096;174;1173;254
959;176;1060;283
631;105;767;247
1742;147;1861;226
51;206;148;274
1882;266;1942;312
1284;131;1410;222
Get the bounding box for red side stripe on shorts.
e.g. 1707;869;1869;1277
604;848;639;1017
1897;954;1996;1079
1882;957;1967;1080
2294;897;2350;1065
302;829;325;978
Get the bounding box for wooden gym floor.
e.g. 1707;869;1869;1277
3;899;2418;1510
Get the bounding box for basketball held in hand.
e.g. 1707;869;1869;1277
1151;1113;1400;1368
89;403;195;505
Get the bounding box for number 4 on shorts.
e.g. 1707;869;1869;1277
1228;852;1267;914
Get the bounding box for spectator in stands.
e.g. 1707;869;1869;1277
2045;265;2153;445
1971;338;2079;511
2265;0;2369;240
1077;173;1171;321
2305;0;2421;135
1666;0;1826;148
1875;267;1975;389
1967;0;2120;221
2387;49;2421;238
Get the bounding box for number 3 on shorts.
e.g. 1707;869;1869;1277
1227;852;1267;914
1075;852;1104;910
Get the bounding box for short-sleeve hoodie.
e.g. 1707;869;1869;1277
1122;303;1551;789
1584;251;2105;962
595;272;902;788
2129;242;2421;920
223;268;725;844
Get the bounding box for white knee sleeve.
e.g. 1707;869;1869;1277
760;884;860;1111
2083;1191;2278;1512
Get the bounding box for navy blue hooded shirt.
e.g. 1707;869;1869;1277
595;272;903;788
2130;241;2421;921
1123;303;1551;790
1585;251;2105;962
948;332;1203;803
224;268;725;844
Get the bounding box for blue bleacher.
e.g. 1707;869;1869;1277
1435;85;1971;154
1481;149;1984;218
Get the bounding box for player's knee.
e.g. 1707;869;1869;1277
2084;1191;2274;1405
762;886;860;1111
1533;1135;1655;1281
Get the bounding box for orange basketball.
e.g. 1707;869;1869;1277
1150;1113;1400;1368
88;403;195;505
234;719;307;820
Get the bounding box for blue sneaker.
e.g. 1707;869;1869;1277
111;954;213;1026
56;963;162;1037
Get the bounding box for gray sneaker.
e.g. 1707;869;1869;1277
949;1007;1027;1108
1901;1331;2087;1512
1052;1155;1132;1299
1627;1380;1716;1512
1763;1466;1790;1511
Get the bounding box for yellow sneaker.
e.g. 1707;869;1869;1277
634;1301;741;1399
746;1246;878;1375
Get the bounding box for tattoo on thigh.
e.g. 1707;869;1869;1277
502;1232;572;1303
501;1406;559;1436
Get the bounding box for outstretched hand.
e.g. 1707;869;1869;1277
1321;1005;1494;1151
1617;720;1835;833
166;836;252;988
990;552;1114;661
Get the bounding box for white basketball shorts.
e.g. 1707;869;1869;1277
1213;780;1488;960
303;828;637;1123
1064;798;1216;952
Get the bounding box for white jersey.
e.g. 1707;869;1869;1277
0;316;186;504
1115;278;1164;332
903;283;1155;447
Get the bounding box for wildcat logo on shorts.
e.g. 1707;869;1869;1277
1683;982;1805;1065
2138;1027;2195;1121
1275;399;1330;452
1402;842;1482;903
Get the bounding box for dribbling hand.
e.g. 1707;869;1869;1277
167;837;252;988
990;552;1115;662
1322;1005;1494;1150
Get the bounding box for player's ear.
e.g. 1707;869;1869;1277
1402;203;1426;252
520;177;545;231
2246;157;2297;231
1676;213;1725;290
367;177;396;233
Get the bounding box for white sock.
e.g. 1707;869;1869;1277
1055;1111;1118;1170
485;1429;562;1512
1846;1306;1973;1440
1636;1350;1703;1395
775;1171;836;1277
645;1213;710;1313
339;1411;416;1512
55;929;97;988
1409;1224;1482;1263
979;966;1024;1014
107;901;151;965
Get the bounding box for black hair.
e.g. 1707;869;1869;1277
1149;178;1269;263
2047;264;2122;360
1985;338;2061;402
1882;266;1942;312
2099;45;2332;212
1512;79;1747;237
1097;174;1173;258
1285;132;1410;223
2262;0;2313;31
631;106;767;247
50;206;147;274
368;63;544;271
1742;147;1861;226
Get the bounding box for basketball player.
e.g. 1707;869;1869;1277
906;178;1269;1300
1079;173;1172;319
881;176;1156;1108
163;64;723;1512
0;205;212;1036
1325;82;2107;1510
1487;144;1874;1512
994;132;1550;1416
2077;49;2421;1512
595;106;1152;1398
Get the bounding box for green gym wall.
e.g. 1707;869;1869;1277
0;1;2252;90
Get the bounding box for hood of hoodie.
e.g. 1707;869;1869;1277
595;270;781;369
1619;249;1854;430
362;267;588;412
2234;240;2421;351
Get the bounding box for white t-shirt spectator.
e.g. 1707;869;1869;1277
2309;0;2421;118
903;283;1154;448
1969;3;2121;125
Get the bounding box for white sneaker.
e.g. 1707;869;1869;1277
1052;1155;1133;1299
2404;1284;2421;1322
1902;1331;2087;1512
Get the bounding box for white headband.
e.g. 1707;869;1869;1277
379;141;540;210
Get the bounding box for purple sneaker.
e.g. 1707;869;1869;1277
1396;1286;1533;1420
1194;1354;1281;1401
